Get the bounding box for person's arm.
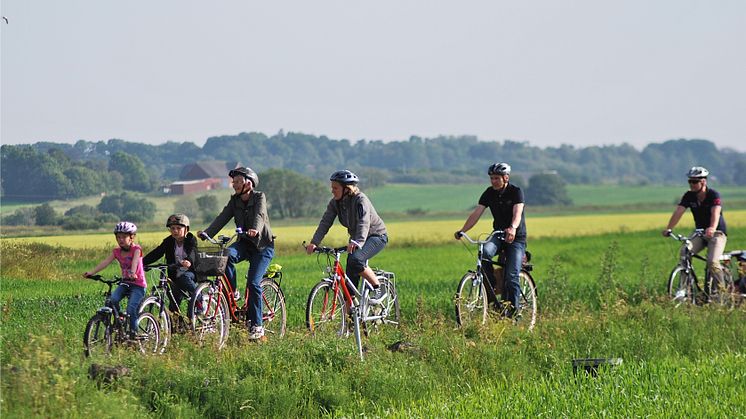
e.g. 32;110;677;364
127;247;142;279
351;196;372;248
504;203;524;243
245;192;266;237
662;205;687;236
142;240;166;266
201;200;234;238
455;205;486;239
83;252;116;277
706;205;722;238
310;200;337;246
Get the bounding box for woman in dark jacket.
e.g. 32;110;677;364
199;167;275;340
142;214;198;310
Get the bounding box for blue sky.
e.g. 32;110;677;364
2;1;745;150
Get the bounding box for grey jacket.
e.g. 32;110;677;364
204;191;274;250
311;192;387;246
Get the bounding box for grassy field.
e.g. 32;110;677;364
1;224;745;417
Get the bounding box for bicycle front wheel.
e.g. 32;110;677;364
516;271;537;331
139;296;170;353
83;314;112;358
306;280;347;338
668;266;698;305
260;279;286;338
135;312;161;355
455;272;488;328
190;282;229;349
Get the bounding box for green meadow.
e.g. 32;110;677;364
2;224;745;417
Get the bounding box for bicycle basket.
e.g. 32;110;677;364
195;247;229;276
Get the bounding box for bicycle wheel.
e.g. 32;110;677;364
516;271;537;330
306;280;347;338
83;314;112;357
190;282;229;349
139;296;170;353
667;266;698;305
362;277;400;336
455;272;488;328
134;312;161;355
260;278;286;338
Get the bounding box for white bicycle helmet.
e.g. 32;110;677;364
113;221;137;234
487;162;511;176
686;166;709;178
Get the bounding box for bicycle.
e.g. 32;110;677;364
454;231;537;330
139;264;194;353
193;229;286;348
666;229;744;307
83;274;161;357
304;242;400;360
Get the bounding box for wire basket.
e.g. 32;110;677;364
195;247;229;276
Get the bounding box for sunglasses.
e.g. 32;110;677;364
688;179;703;184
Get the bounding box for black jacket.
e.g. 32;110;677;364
204;191;274;251
142;232;198;279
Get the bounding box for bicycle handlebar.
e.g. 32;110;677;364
199;228;242;246
85;274;122;285
302;241;348;254
456;230;505;245
665;229;704;242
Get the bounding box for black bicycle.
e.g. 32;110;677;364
139;264;195;353
83;275;161;357
454;231;537;330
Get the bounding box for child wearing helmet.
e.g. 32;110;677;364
143;214;198;310
83;222;147;336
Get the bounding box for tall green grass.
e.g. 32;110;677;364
1;229;745;417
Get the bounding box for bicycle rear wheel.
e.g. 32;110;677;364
455;272;488;328
306;280;347;338
362;277;401;336
516;271;537;330
667;266;698;305
139;296;170;353
707;267;736;308
190;282;229;349
134;312;161;355
83;314;112;357
260;279;286;338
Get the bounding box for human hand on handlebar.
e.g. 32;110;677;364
454;231;464;240
305;242;317;254
661;229;672;237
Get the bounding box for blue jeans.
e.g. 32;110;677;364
111;283;146;333
483;238;526;312
346;234;388;289
227;241;275;327
172;271;197;309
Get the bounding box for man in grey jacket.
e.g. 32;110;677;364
199;167;275;340
306;170;388;300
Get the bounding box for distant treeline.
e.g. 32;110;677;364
2;133;745;200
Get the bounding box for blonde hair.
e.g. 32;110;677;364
343;184;360;196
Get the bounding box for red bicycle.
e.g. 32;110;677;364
191;229;286;348
304;242;400;359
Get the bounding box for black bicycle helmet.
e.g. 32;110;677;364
487;162;511;176
330;170;359;185
229;166;259;187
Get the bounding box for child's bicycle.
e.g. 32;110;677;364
304;242;400;360
194;229;286;348
454;231;537;330
139;264;194;353
665;229;745;307
83;274;161;357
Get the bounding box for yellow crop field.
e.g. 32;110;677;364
5;210;745;251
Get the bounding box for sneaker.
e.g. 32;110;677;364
234;290;242;301
369;285;387;304
248;325;264;340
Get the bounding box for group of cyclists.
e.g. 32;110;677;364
83;162;738;342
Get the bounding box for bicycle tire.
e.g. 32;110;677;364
260;278;286;338
83;313;112;358
667;266;698;305
139;296;170;353
707;266;736;308
516;271;537;331
455;272;488;328
190;282;229;349
135;312;161;355
306;280;347;338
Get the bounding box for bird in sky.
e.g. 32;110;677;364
2;16;8;24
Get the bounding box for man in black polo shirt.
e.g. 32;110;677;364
455;162;527;316
663;166;727;287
